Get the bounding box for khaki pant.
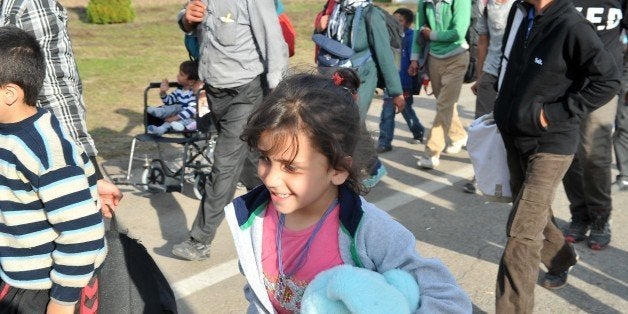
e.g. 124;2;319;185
425;52;469;157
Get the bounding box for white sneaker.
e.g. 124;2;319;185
445;136;468;154
147;124;168;136
170;121;185;132
417;155;440;169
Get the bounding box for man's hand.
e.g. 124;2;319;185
408;60;419;76
97;179;122;218
184;0;207;29
470;81;479;95
46;301;75;314
392;95;406;114
540;108;549;128
420;26;432;41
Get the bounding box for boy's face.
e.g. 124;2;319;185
394;13;410;29
177;70;194;87
0;83;32;123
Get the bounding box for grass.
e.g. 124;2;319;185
63;1;413;160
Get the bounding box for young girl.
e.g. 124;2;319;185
224;69;471;313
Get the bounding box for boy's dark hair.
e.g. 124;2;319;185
241;69;373;194
394;8;414;25
0;26;45;106
180;60;199;81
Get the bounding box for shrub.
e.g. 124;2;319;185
86;0;136;24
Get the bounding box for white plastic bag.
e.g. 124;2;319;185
467;113;512;202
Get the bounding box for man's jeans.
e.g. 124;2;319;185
496;136;577;313
563;96;617;224
190;77;263;244
425;52;468;157
378;91;425;148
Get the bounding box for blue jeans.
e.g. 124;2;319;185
378;91;425;148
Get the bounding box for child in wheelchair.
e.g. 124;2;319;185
147;60;201;135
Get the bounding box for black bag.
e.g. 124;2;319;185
98;217;177;313
464;7;479;84
364;5;404;50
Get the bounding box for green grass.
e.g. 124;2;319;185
65;1;413;159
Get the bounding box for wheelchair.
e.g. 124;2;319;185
113;82;215;200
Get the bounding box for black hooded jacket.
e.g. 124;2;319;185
494;0;620;155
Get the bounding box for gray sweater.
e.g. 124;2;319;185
178;0;288;89
225;185;472;313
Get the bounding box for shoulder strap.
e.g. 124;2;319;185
350;5;364;50
498;6;525;91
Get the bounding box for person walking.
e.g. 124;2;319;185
463;0;516;193
314;0;406;188
409;0;472;170
562;0;628;250
377;8;426;153
226;69;471;313
1;0;123;218
172;0;288;261
493;0;620;311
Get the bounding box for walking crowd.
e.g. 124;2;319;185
0;0;626;313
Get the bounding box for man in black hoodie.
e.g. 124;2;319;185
494;0;620;312
562;0;627;251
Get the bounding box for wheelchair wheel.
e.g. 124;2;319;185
141;163;166;193
193;173;208;200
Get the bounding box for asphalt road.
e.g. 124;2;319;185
101;84;628;313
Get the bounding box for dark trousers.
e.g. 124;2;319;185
496;135;578;313
190;77;263;244
0;282;49;314
614;95;628;180
563;97;616;224
474;73;498;119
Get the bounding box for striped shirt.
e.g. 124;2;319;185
161;88;197;120
0;0;98;157
0;109;107;305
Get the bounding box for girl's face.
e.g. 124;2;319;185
257;130;349;217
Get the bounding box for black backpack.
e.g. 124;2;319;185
364;5;404;50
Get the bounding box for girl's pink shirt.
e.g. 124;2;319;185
261;202;343;313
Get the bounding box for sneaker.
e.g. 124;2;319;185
417;155;440;169
541;268;571;290
147;124;167;136
563;221;589;243
444;136;468;154
170;121;185;132
541;254;578;290
363;163;387;188
463;181;477;194
587;219;611;250
376;146;392;154
617;176;628;191
172;238;211;261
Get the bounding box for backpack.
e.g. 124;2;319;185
363;5;405;89
465;0;480;83
364;5;404;50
